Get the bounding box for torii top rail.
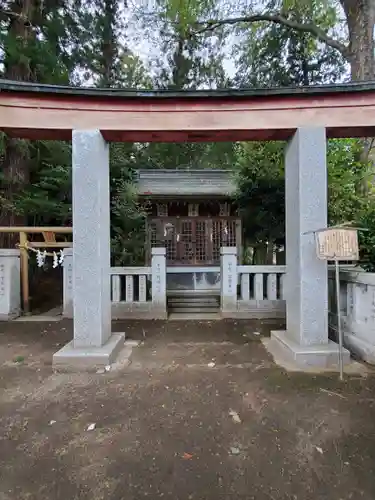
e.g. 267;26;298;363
1;79;375;142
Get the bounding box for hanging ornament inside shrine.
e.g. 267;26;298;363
58;250;64;265
36;249;65;268
36;250;47;268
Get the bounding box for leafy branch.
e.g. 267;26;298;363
192;12;349;58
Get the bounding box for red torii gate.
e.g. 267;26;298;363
1;79;374;369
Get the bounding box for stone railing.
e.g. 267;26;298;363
328;267;375;364
63;247;167;320
220;247;286;319
0;249;21;320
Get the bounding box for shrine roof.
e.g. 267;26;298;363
136;169;236;197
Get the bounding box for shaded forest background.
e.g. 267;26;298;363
1;0;375;269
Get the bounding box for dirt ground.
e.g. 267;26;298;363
1;319;375;500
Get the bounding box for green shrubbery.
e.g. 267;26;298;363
357;205;375;272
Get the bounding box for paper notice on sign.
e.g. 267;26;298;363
315;228;359;261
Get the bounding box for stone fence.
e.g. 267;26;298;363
220;247;286;319
328;268;375;364
0;249;20;320
63;247;167;320
0;246;288;321
3;245;375;366
63;247;286;320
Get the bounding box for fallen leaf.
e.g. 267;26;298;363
229;409;242;424
230;447;240;455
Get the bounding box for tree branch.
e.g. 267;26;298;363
193;12;349;58
0;8;30;23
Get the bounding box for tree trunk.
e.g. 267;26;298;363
266;240;274;265
0;0;35;247
100;0;117;87
341;0;375;193
341;0;375;81
253;242;268;265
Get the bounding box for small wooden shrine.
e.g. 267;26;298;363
137;169;241;266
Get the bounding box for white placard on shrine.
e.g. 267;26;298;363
315;228;359;261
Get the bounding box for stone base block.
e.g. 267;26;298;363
0;313;19;321
343;332;375;365
53;332;125;371
265;330;351;370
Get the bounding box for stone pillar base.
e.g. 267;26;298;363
53;333;125;371
264;330;351;370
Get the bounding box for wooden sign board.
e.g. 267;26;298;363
315;228;359;261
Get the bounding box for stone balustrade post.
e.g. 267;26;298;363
220;247;238;314
0;249;21;320
151;248;167;318
62;247;73;318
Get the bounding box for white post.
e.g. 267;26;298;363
0;249;20;320
151;248;167;318
62;248;73;318
220;247;237;314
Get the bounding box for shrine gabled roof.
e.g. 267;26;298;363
136;169;236;197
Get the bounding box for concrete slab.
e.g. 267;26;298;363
264;330;351;371
14;315;62;322
13;306;63;323
53;332;125;371
168;312;221;321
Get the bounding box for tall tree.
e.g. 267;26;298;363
0;0;73;244
73;0;127;87
191;0;374;82
138;0;235;170
234;5;346;87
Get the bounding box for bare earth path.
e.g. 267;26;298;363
1;319;375;500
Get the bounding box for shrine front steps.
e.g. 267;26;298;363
167;293;221;320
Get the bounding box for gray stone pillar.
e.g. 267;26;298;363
53;130;124;369
220;247;237;316
71;130;111;347
0;249;20;320
269;128;350;368
285;127;328;345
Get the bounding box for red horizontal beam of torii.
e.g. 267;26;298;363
1;79;375;142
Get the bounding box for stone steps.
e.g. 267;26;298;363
167;293;220;319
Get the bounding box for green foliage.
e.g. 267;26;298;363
357;204;375;272
0;0;373;273
111;179;148;266
234;2;346;87
234;142;285;245
327;139;369;225
8;141;72;225
235;138;369;251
